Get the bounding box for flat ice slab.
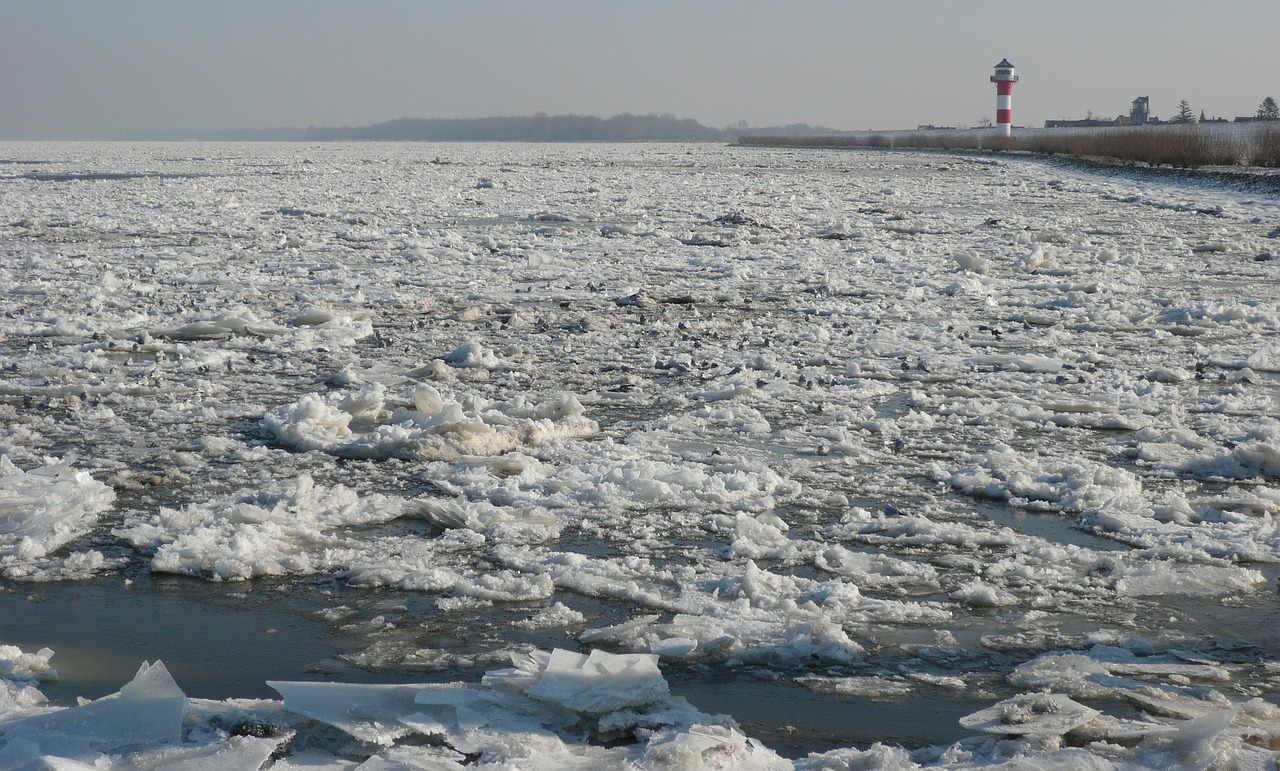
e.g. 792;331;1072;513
0;661;184;763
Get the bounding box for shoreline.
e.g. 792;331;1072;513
737;121;1280;173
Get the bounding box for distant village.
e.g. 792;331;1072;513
751;62;1279;168
1042;96;1277;128
915;91;1279;133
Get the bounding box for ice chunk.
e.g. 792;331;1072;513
453;571;555;603
411;383;445;416
271;677;576;761
959;691;1099;737
651;637;698;658
952;251;990;274
287;306;336;327
1114;563;1266;597
119;734;285;770
795;743;919;771
486;648;670;714
267;681;429;745
164;308;276;340
263;384;597;461
1137;707;1238;770
117;474;408;581
513;602;587;630
442;340;502;369
1149;422;1280;481
729;512;791;559
415;497;562;544
641;724;789;770
1010;646;1237;714
949;579;1018;607
0;455;115;567
261;392;359;452
949;444;1146;516
0;645;57;682
795;675;913;701
268;648;759;766
1109;679;1235;721
0;661;184;757
1247;343;1280;373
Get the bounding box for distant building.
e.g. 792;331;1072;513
1044;118;1117;128
1043;97;1167;129
1130;96;1149;126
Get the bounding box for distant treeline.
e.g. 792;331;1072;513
740;122;1280;168
180;114;834;143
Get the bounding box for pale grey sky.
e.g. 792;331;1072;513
4;0;1278;139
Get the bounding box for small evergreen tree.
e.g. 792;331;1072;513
1171;100;1196;124
1259;97;1279;121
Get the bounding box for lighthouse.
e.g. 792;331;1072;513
990;59;1019;137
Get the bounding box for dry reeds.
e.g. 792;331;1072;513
740;123;1278;169
1250;122;1280;167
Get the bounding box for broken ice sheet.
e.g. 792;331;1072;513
794;675;914;701
959;691;1099;737
266;681;437;746
269;648;671;748
512;601;587;631
0;661;184;760
117;734;285;770
484;648;670;714
0;454;115;570
641;723;787;770
266;647;773;766
1008;645;1236;705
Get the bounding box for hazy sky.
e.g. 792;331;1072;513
4;0;1279;139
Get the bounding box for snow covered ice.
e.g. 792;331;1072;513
2;140;1280;767
0;455;115;575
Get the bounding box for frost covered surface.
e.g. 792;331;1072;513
2;141;1280;766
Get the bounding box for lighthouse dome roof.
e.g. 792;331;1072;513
995;59;1014;68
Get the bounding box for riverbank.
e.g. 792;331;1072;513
740;121;1280;169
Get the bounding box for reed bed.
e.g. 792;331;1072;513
741;122;1280;169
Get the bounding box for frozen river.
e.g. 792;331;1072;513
2;141;1279;768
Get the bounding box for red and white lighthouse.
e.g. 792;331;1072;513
990;59;1019;137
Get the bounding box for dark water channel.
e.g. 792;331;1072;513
7;569;1279;760
0;574;983;759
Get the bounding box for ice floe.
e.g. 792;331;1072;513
263;383;597;461
0;455;115;578
3;141;1280;768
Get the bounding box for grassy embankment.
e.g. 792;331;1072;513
739;122;1280;169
